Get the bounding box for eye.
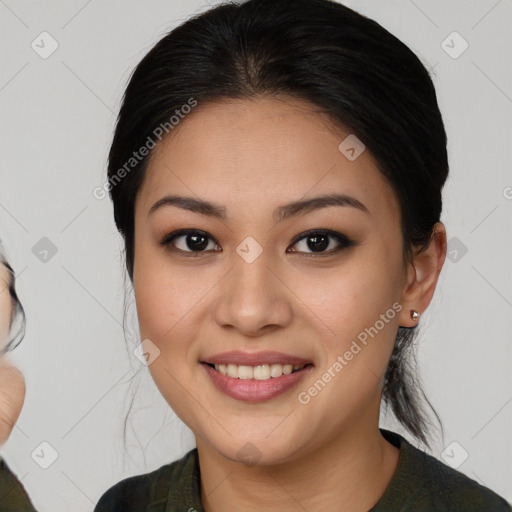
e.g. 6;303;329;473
159;228;355;258
159;229;220;256
287;229;355;256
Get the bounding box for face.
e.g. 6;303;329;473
132;96;411;465
0;263;13;352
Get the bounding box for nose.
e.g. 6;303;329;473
212;248;293;337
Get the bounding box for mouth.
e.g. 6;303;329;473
200;352;314;403
203;362;312;380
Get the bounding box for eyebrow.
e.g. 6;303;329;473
148;193;369;222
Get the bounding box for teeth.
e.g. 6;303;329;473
254;364;270;380
227;364;238;378
212;362;306;380
238;365;253;380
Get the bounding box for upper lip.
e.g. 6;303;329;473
202;351;312;366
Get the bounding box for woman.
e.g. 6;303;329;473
94;0;511;510
0;246;36;511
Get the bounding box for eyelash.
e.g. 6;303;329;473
159;229;356;258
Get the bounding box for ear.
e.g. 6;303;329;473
398;222;447;327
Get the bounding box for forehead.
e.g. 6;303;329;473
136;96;400;223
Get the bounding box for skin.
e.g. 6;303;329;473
0;263;25;447
0;264;12;351
132;96;447;511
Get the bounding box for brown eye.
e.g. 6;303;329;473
160;230;220;255
288;230;355;256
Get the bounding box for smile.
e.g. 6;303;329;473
207;362;307;380
201;361;314;403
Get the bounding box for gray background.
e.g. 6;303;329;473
1;0;511;510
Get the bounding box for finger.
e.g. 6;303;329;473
0;359;26;446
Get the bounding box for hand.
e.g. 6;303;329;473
0;358;25;447
0;261;26;446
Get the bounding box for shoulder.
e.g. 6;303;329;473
414;448;510;510
93;448;198;512
0;458;37;512
378;430;511;512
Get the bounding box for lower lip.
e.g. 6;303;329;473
202;363;313;403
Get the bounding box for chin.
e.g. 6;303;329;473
197;425;310;468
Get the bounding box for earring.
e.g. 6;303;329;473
410;310;420;320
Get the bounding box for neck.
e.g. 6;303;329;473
196;409;399;512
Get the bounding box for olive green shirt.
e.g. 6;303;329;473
0;458;37;512
94;429;511;511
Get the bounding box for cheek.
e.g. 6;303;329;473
132;249;215;374
133;263;211;430
0;295;12;349
132;261;200;418
295;244;402;342
292;251;403;425
133;272;179;342
133;240;199;341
